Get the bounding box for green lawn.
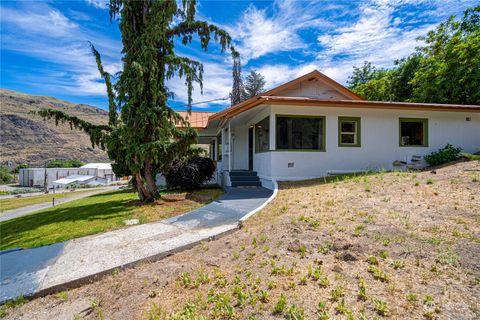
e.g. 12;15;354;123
0;190;93;212
464;152;480;161
0;188;223;250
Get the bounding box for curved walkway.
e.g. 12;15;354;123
0;186;275;303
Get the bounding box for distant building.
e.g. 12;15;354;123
52;175;108;188
19;163;120;188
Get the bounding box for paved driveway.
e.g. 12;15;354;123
0;186;274;303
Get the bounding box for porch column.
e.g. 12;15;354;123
228;122;232;171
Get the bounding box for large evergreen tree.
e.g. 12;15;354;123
242;70;266;100
39;0;238;202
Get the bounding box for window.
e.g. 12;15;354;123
255;116;270;153
276;116;325;151
399;118;428;147
338;117;361;147
217;133;222;161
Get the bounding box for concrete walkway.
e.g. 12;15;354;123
0;186;275;303
0;187;121;222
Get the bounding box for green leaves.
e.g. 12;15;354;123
348;5;480;105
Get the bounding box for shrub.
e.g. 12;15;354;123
0;165;13;184
424;144;462;166
47;159;85;168
165;156;216;190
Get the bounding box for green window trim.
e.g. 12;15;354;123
399;118;428;147
338;116;361;147
275;114;326;152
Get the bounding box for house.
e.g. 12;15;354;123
52;175;108;188
184;70;480;188
19;163;119;188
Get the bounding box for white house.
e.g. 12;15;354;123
183;70;480;188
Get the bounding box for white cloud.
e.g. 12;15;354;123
85;0;108;10
1;3;121;98
228;0;332;62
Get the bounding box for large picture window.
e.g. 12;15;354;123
276;116;325;151
338;117;361;147
255;116;270;153
399;118;428;147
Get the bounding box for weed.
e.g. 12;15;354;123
299;244;307;258
317;301;330;320
252;237;258;248
435;248;460;266
334;299;350;315
426;178;434;185
0;296;26;318
392;260;406;269
379;250;390;259
368;265;390;282
299;276;308;285
330;285;345;302
318;242;332;254
267;280;277;290
259;290;269;303
286;305;304;320
367;255;379;265
178;272;192;288
232;251;240;260
259;233;268;243
233;286;247;307
273;294;287;314
200;241;209;251
358;278;367;301
373;299;389;316
406;293;418;305
55;291;69;301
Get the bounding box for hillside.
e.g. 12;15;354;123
0;89;109;167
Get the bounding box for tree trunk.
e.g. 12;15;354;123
134;172;153;202
143;159;159;200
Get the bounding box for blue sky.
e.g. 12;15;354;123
1;0;477;112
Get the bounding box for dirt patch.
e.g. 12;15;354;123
4;161;479;319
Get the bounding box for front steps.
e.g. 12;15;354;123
229;171;261;187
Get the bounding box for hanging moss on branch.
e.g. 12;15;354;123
38;0;239;203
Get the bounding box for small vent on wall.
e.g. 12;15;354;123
466;117;471;122
288;162;294;168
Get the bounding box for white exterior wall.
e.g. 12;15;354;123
231;124;249;170
245;104;479;181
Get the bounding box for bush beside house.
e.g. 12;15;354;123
424;144;463;166
165;157;216;190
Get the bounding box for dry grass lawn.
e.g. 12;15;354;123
3;161;479;320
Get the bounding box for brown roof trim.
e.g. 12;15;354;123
208;96;479;126
264;97;480;111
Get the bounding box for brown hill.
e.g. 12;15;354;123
0;89;109;167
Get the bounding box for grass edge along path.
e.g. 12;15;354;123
0;188;223;250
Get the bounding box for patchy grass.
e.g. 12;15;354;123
0;190;93;212
4;161;479;320
0;188;223;250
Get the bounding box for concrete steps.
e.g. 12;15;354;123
229;171;261;187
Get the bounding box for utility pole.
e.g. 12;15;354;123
44;160;48;194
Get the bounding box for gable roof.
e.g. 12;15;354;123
208;70;363;124
261;70;364;100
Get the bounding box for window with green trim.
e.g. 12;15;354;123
255;116;270;153
399;118;428;147
338;117;361;147
276;116;325;151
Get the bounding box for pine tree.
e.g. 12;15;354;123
39;0;238;202
230;53;243;106
242;70;266;100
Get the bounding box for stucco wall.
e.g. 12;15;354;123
247;104;479;181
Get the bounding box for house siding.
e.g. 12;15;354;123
251;104;480;181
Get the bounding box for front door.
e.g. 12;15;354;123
248;127;253;170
